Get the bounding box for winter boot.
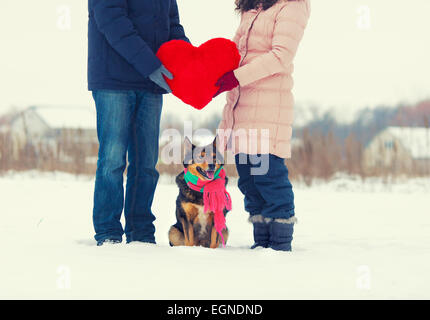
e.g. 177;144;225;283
97;238;122;246
269;217;297;251
249;215;270;249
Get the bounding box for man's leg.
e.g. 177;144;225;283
92;90;135;244
124;91;163;243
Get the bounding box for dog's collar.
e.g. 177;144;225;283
184;166;223;193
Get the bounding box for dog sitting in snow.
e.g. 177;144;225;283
168;137;231;248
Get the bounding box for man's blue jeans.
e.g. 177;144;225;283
92;90;162;244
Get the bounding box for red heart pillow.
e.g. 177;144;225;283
156;38;241;110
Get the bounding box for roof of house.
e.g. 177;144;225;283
28;106;96;130
384;126;430;159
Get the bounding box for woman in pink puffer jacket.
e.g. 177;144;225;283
215;0;311;251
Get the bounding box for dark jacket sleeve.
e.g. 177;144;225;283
169;0;189;42
91;0;161;77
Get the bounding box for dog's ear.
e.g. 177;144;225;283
184;136;194;152
183;136;194;166
211;134;224;165
212;135;218;149
208;134;220;157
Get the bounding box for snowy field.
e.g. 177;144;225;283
1;172;429;299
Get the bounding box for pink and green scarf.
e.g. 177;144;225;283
184;166;232;247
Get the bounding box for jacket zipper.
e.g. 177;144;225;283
229;10;262;145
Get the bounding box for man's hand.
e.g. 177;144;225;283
149;65;174;93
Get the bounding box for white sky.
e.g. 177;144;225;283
0;0;429;123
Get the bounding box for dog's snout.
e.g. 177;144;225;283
208;164;216;171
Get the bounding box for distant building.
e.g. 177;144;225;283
0;105;97;162
363;126;430;173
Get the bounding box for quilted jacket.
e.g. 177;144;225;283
88;0;188;92
219;0;311;158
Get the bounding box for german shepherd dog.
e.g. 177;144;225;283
168;137;229;248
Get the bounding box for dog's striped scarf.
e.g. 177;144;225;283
184;166;232;247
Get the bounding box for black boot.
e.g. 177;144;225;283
249;215;270;249
269;217;297;251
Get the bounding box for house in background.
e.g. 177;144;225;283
363;126;430;173
0;105;97;162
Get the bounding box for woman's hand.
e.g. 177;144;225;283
214;71;239;97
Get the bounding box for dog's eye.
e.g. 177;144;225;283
192;149;205;163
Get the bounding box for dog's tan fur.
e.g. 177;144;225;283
168;137;229;248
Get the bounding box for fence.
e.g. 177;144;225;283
1;129;429;183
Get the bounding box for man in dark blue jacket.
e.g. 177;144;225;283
88;0;189;246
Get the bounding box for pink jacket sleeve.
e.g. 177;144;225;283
234;1;310;87
232;27;241;47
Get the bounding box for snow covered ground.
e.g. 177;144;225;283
1;172;429;299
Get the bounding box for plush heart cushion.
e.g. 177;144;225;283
156;38;241;110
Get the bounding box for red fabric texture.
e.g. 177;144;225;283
203;178;232;247
214;71;239;97
156;38;241;110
